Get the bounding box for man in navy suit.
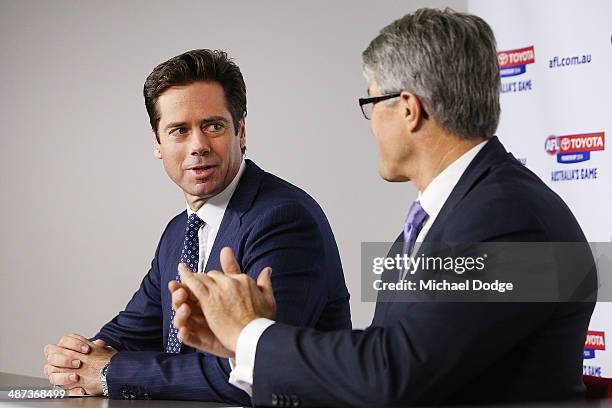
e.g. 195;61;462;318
172;9;596;407
42;49;351;403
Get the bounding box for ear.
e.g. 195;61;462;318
238;118;246;151
399;91;427;132
152;131;162;159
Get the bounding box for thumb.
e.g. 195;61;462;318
220;247;241;276
257;267;273;296
92;339;106;347
178;263;208;303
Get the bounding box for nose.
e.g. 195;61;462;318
189;128;211;156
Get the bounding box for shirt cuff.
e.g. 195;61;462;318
228;318;275;396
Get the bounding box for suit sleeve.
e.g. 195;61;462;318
252;302;556;407
105;351;251;403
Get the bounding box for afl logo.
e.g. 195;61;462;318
545;132;605;164
545;135;559;155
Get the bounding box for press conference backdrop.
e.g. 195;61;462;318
1;0;608;382
468;0;612;377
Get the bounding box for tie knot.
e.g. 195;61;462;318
406;201;428;229
186;213;204;232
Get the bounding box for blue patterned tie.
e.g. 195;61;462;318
399;201;429;281
166;213;204;353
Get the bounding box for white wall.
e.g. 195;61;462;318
0;0;467;377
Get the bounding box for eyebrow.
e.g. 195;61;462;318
164;116;230;132
164;121;187;132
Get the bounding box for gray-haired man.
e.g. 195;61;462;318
170;8;594;407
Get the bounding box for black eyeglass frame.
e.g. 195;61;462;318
358;92;429;120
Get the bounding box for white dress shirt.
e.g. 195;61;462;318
228;140;488;396
186;159;246;273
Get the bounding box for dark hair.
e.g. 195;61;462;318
144;49;247;152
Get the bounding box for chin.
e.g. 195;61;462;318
379;165;410;183
192;185;219;198
182;180;218;199
378;164;398;182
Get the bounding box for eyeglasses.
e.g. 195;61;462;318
358;92;429;120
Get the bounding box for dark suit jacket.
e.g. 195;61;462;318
92;159;351;403
251;137;596;407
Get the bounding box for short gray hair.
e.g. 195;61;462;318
362;8;500;139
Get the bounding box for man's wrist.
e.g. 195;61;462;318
228;318;276;396
230;315;259;353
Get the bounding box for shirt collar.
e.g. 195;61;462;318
418;140;488;220
186;159;246;230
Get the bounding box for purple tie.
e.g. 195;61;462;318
403;200;429;258
399;201;428;281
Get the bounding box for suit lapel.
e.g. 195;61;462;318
371;232;405;325
204;159;265;272
171;214;187;277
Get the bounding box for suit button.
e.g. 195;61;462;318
291;395;301;407
271;393;278;406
